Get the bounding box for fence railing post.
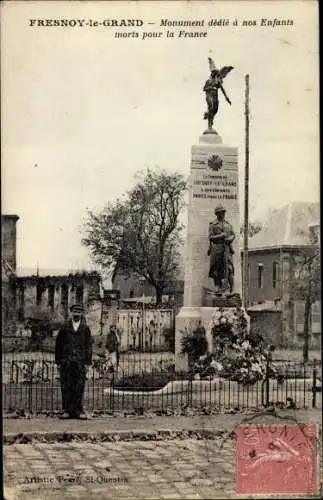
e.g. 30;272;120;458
27;361;35;413
187;368;193;407
312;359;317;408
264;357;270;407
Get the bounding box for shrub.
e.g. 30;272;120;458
180;323;208;367
2;337;30;353
162;327;175;351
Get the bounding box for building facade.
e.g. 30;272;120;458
2;215;19;335
112;270;184;310
246;202;320;347
15;271;101;324
2;213;102;334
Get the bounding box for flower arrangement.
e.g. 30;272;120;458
191;307;273;385
192;354;223;380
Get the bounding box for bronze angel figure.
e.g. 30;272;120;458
203;57;234;131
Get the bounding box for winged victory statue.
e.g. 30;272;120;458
203;57;234;132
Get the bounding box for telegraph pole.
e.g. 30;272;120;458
243;74;250;309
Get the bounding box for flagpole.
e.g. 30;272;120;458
243;74;250;309
142;291;145;351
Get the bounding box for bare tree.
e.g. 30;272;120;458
291;231;320;362
240;221;263;238
82;167;187;306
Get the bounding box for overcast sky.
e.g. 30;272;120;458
2;1;319;271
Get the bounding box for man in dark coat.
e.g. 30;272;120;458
105;324;120;369
55;304;92;419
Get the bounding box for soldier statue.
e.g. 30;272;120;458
203;57;233;131
208;205;235;294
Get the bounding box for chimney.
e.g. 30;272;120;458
1;214;19;272
309;221;320;246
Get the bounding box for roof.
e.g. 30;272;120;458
121;296;155;304
16;267;98;278
17;267;68;277
1;214;19;220
248;202;319;250
247;301;281;313
16;268;100;281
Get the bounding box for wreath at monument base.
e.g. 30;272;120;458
190;307;276;385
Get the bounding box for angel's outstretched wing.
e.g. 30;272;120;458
208;57;217;72
218;66;234;79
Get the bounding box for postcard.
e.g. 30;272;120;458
2;1;320;499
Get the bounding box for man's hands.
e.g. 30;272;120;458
215;232;226;240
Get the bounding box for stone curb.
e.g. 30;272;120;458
4;428;232;445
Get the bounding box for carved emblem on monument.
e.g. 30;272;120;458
207;154;223;171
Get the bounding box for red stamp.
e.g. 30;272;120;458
235;423;319;495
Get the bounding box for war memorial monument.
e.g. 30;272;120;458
175;58;243;371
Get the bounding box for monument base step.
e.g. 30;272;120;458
203;288;242;307
175;305;246;372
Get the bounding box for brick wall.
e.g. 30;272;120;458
113;274;154;300
2;215;19;334
113;272;184;308
249;310;282;345
1;215;19;271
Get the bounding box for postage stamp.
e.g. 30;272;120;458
235;423;319;495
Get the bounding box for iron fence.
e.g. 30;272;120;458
2;354;321;413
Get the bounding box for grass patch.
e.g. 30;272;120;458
114;372;172;391
2;336;56;354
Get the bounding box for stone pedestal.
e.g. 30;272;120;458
184;132;241;305
175;305;250;370
175;306;219;371
175;132;242;371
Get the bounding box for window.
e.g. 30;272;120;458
257;263;264;288
18;286;25;321
272;261;279;289
295;302;305;335
311;301;321;334
76;285;84;304
36;282;44;306
48;285;55;310
61;283;69;319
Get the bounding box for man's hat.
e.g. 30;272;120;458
214;204;226;214
70;304;85;314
